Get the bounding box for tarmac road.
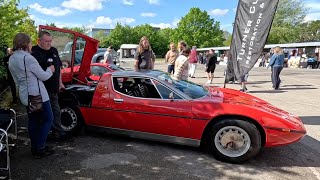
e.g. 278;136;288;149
3;62;320;180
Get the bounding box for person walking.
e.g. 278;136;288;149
134;36;155;71
9;33;55;158
205;49;217;84
31;31;67;140
165;42;179;74
268;46;284;90
188;46;198;78
173;47;191;81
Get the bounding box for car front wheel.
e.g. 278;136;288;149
60;103;84;135
209;119;261;163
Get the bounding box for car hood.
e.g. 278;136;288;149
205;86;293;118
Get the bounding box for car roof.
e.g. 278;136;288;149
110;70;165;78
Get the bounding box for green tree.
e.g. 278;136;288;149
268;0;307;43
298;20;320;42
0;0;37;79
104;23;137;49
174;7;225;48
63;26;87;34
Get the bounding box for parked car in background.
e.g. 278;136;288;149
117;44;139;69
91;48;118;64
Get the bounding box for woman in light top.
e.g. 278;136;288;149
173;47;191;81
9;33;55;159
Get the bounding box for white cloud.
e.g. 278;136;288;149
149;23;171;29
148;0;159;5
149;18;181;29
29;3;71;16
61;0;104;11
304;13;320;22
171;18;180;28
113;17;135;24
140;12;156;17
208;9;229;16
122;0;134;5
93;16;135;27
95;16;113;25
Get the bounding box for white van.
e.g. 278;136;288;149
117;44;139;69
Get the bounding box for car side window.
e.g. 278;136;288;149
152;80;182;99
112;77;161;99
91;66;109;76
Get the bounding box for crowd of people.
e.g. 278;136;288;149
1;31;314;161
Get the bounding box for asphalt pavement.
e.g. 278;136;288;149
2;62;320;180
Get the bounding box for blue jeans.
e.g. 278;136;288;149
27;100;53;151
271;65;283;89
167;65;175;74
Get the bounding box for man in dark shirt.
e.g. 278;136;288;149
205;49;217;84
31;31;66;139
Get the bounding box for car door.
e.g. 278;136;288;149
122;78;193;138
108;76;138;130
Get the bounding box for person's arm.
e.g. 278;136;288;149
165;51;169;63
150;51;155;70
134;51;139;71
28;55;53;81
269;54;276;67
59;71;65;90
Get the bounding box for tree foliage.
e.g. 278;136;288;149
174;8;225;48
268;0;307;43
298;20;320;42
0;0;37;79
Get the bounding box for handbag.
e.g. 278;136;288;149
24;56;43;113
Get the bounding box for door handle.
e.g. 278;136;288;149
114;98;123;103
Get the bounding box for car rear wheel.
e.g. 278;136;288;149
60;103;84;135
96;56;104;63
208;119;261;163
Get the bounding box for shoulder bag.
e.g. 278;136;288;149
24;56;43;113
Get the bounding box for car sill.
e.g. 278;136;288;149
87;125;201;147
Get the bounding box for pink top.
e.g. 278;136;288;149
189;49;197;63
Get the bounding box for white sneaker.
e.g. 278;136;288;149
206;80;211;84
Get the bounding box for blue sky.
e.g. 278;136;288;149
19;0;320;33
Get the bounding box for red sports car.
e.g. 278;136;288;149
58;70;306;163
39;25;306;163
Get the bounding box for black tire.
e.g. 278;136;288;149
208;119;261;163
60;103;84;135
96;56;104;63
61;61;69;69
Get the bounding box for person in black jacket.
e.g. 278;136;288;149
31;31;67;140
205;49;217;84
3;47;17;103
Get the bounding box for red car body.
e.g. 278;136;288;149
40;25;306;163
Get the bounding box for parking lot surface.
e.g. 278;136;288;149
5;62;320;180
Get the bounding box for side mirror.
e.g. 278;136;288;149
169;92;174;100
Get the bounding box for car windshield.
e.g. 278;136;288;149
157;73;208;99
